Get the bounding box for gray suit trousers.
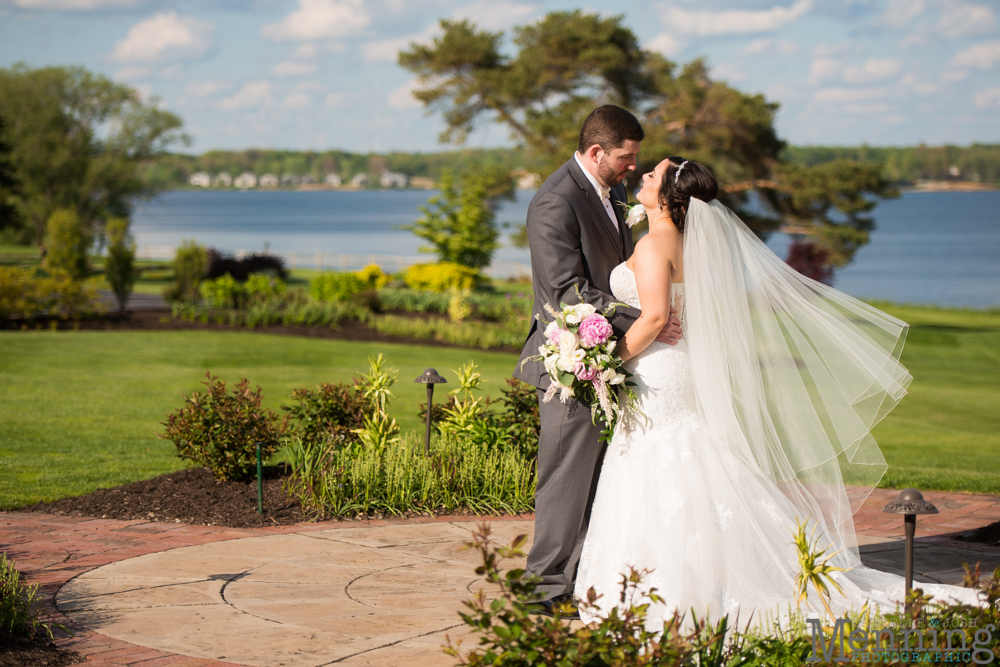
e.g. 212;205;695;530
527;389;607;600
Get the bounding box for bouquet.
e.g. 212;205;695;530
526;300;642;440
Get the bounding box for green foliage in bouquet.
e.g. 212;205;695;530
158;372;288;481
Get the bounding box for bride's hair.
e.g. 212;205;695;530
658;157;718;233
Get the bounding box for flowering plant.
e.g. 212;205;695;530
524;298;642;440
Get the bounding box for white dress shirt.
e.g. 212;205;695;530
574;152;620;233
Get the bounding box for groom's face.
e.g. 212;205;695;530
596;140;641;187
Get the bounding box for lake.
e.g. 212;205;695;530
132;189;1000;308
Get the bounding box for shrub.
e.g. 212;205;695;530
283;382;368;447
103;217;135;311
245;273;286;300
311;271;365;302
206;249;288;281
356;264;389;290
1;552;67;639
200;273;245;309
44;208;89;279
0;266;102;321
403;262;480;293
158;372;288;482
163;240;207;303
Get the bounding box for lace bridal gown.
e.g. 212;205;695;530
574;253;981;629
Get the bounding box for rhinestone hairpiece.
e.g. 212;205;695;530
674;160;689;184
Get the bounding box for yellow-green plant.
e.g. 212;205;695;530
356;264;389;290
164;239;207;303
103;217;135;311
448;287;472;322
351;354;401;453
791;518;850;621
441;361;486;433
1;552;69;639
44;208;89;279
403;261;479;293
0;266;102;320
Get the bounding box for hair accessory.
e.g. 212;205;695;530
674;160;689;184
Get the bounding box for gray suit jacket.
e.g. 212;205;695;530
514;158;641;388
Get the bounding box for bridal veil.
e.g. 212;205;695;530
683;198;911;557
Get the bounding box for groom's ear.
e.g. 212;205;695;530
584;144;603;161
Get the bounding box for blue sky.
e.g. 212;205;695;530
1;0;998;153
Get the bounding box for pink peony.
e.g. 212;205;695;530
574;362;598;381
545;321;567;345
578;313;613;348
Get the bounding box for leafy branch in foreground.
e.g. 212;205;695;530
1;552;70;640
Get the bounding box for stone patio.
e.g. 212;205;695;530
3;488;1000;667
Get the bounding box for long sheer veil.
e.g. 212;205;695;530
684;198;911;556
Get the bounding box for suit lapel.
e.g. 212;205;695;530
568;160;624;260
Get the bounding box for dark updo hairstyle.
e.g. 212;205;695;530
658;157;719;233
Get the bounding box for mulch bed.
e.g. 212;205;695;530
0;309;519;352
21;466;306;529
0;630;82;667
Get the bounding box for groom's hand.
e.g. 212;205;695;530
654;307;683;345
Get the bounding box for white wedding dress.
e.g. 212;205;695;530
574;259;981;629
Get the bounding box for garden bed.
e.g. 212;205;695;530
0;307;521;352
0;629;82;667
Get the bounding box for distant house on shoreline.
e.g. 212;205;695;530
380;169;408;188
324;173;342;187
259;173;279;188
214;172;232;187
349;173;369;188
188;172;211;187
234;172;257;189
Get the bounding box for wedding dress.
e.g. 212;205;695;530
574;199;981;628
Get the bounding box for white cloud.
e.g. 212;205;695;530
387;80;421;109
938;1;996;38
807;57;840;84
363;24;438;63
451;0;537;30
14;0;142;8
261;0;369;42
743;38;797;55
647;32;684;57
114;66;151;80
111;12;214;64
185;80;230;97
975;87;1000;109
844;58;902;84
880;0;924;28
712;62;747;82
813;87;887;104
282;92;312;110
663;0;812;36
324;92;346;109
271;61;318;77
219;81;273;110
294;43;318;59
952;41;1000;70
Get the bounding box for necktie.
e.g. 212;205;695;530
597;185;619;233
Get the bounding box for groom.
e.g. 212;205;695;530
514;105;682;615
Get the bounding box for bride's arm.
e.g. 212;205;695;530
617;240;674;362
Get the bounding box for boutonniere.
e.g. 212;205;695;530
615;199;647;228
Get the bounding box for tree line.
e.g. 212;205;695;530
785;144;1000;186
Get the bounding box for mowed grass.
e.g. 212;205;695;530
869;303;1000;494
0;302;997;510
0;331;520;509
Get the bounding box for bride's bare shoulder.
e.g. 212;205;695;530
632;227;680;260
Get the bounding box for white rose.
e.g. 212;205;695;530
564;303;595;325
556;355;577;372
601;368;616;383
570;348;587;363
543;354;559;375
610;372;625;385
558;330;580;353
625;204;647;228
606;339;617;353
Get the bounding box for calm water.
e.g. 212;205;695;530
133;189;1000;308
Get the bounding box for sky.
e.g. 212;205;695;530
1;0;998;154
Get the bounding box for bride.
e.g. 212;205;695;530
574;157;981;627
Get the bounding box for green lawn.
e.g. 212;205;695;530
0;331;520;509
1;303;997;510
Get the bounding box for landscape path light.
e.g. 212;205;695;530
882;487;938;611
414;368;447;457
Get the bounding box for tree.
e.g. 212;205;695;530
404;167;514;269
400;12;898;274
104;217;135;311
0;116;24;244
0;64;188;245
44;209;89;279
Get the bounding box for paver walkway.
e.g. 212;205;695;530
3;488;1000;667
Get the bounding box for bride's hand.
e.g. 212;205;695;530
654;307;682;345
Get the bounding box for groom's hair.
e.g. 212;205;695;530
578;105;644;154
